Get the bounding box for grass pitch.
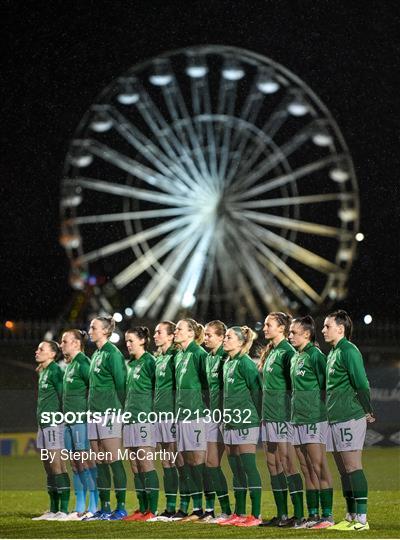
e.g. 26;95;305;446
0;447;399;538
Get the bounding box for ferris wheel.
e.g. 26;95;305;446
60;45;360;323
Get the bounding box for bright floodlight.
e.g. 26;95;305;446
256;68;279;94
124;307;134;317
113;312;123;322
117;77;140;105
110;332;120;343
61;188;82;208
330;167;349;183
69;151;93;168
149;60;173;86
90;113;113;133
59;233;80;249
338;248;352;261
355;232;365;242
222;58;245;80
287;93;308;116
186;53;208;78
312;132;333;147
338;208;358;222
364;314;372;325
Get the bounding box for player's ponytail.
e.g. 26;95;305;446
96;315;116;338
327;309;353;340
36;340;62;372
205;320;227;337
127;326;151;350
231;326;256;355
183;318;205;345
64;329;88;351
292;315;316;343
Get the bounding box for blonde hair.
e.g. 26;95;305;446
95;316;116;338
230;326;256;355
182;318;205;345
205;320;227;337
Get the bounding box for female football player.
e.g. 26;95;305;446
198;320;232;522
289;316;333;528
32;340;69;521
60;329;98;520
170;318;208;522
218;326;262;527
322;310;374;531
85;316;127;521
123;326;159;522
260;312;305;528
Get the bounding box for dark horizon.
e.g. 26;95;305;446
2;1;399;322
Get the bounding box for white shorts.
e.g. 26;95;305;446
293;421;329;445
330;417;367;451
263;421;294;443
155;420;177;444
177;419;207;451
325;424;334;452
206;421;224;444
223;426;260;445
123;423;157;448
87;414;122;440
36;424;65;450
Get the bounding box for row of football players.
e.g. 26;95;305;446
32;309;374;530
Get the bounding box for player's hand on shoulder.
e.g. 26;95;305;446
366;413;376;423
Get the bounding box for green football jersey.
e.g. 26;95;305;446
175;340;208;420
205;345;227;414
37;361;63;426
125;351;156;423
223;353;262;430
262;339;295;422
88;341;127;414
154;347;177;415
326;337;372;423
63;352;90;417
290;342;327;424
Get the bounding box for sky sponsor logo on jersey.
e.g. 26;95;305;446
133;364;142;379
296;359;306;376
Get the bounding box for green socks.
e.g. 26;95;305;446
208;466;231;515
54;472;70;514
163;467;178;513
97;463;111;513
134;472;148;512
287;473;304;519
177;465;191;513
227;454;247;515
240;453;262;518
110;460;127;511
306;489;319;516
47;474;59;513
349;469;368;515
144;470;159;514
320;488;333;517
271;473;288;518
203;467;216;511
189;464;204;509
340;472;356;515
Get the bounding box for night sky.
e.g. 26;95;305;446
2;1;399;321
